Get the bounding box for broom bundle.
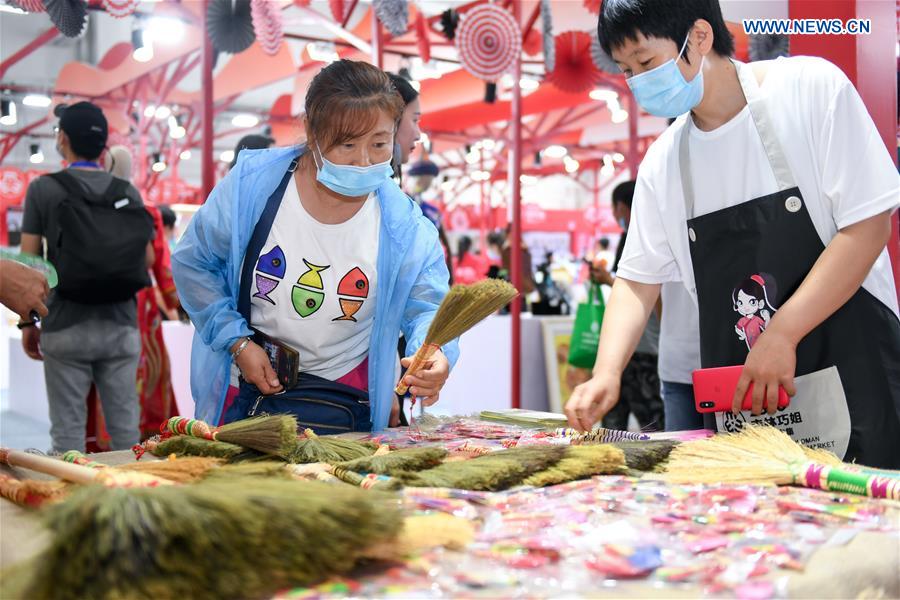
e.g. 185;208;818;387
0;448;173;489
335;446;448;475
399;445;566;491
288;429;377;464
61;451;223;484
149;434;262;461
164;415;298;458
661;425;900;500
18;479;404;600
523;445;626;487
396;279;518;395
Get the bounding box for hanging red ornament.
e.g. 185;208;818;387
583;0;602;15
328;0;344;22
251;0;284;56
455;4;522;82
415;12;431;63
522;28;541;56
101;0;137;18
545;31;603;94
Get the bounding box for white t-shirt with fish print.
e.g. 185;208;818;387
249;179;379;381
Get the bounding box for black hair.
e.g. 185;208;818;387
598;0;735;62
457;235;472;261
387;73;419;106
158;204;176;228
611;179;636;209
732;274;778;312
599;237;610;250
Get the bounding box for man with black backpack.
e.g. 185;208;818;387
20;101;154;453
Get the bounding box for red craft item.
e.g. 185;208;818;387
545;31;603;94
415;12;431;63
522;28;542;56
455;4;522;82
9;0;46;12
293;0;311;5
583;0;602;15
328;0;344;22
101;0;138;18
251;0;284;56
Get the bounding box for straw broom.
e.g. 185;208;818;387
61;451;223;484
523;445;627;487
163;415;298;458
335;446;448;475
396;279;518;395
660;425;900;499
148;434;263;461
14;478;469;600
0;448;174;489
288;429;377;464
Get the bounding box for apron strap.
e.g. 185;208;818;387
679;60;797;219
237;158;299;324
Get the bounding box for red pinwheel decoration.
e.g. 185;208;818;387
251;0;284;56
545;31;603;94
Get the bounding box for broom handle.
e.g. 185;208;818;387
0;448;101;485
793;462;900;500
395;343;441;395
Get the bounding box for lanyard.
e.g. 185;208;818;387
70;161;101;169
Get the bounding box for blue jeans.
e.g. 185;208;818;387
661;381;705;431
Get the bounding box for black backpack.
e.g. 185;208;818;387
47;171;153;304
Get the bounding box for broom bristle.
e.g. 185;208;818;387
613;440;680;473
523;445;626;487
424;280;518;346
23;479;403;600
336;446;448;475
400;445;566;491
661;425;805;485
0;474;68;508
288;430;376;464
201;461;294;481
216;415;299;458
153;435;262;461
114;457;223;484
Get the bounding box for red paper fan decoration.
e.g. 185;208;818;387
415;12;431;63
101;0;138;18
328;0;343;22
251;0;284;55
522;28;541;56
546;31;603;94
455;4;522;82
583;0;602;15
8;0;46;12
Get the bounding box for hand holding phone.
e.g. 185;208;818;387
692;365;790;413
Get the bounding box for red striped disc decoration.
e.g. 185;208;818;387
101;0;138;18
455;4;521;82
7;0;46;12
251;0;283;56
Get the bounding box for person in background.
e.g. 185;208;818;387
229;134;275;170
567;0;899;468
387;73;421;169
21;102;151;452
453;235;488;285
501;225;536;299
0;260;49;321
590;180;664;431
158;204;177;254
173;60;458;432
86;145;181;451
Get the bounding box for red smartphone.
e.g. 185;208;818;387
692;365;790;413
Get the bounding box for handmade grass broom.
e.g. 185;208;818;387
522;445;627;487
0;448;174;489
288;429;377;464
14;478;470;600
396;279;518;395
163;415;298;458
660;425;900;499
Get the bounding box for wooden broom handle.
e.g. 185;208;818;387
395;343;441;395
0;448;101;485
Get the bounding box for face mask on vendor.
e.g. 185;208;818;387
625;32;705;118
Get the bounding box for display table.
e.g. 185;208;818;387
1;433;898;599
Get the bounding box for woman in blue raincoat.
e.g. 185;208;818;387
172;60;458;432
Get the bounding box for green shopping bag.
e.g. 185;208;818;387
567;283;606;369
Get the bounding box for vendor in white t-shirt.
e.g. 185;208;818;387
565;0;900;468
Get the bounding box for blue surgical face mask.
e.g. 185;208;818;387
314;143;394;197
626;33;705;118
617;217;628;231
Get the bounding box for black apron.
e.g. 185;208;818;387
680;61;900;468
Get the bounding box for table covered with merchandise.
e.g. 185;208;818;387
1;415;898;599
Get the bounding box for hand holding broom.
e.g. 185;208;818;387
396;280;518;398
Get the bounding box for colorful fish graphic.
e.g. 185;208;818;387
292;286;325;318
297;259;329;289
337;267;369;298
333;298;364;322
253;274;278;304
256;245;286;279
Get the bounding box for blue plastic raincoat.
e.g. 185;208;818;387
172;146;459;430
